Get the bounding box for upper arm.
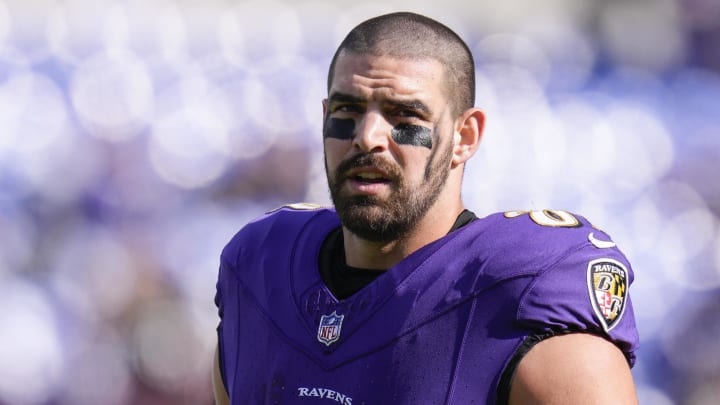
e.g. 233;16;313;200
213;344;230;405
508;333;637;405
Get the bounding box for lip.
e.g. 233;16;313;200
343;166;392;195
345;166;390;179
344;178;391;195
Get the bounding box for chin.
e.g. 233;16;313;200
337;202;415;243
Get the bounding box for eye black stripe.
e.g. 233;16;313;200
391;124;432;149
324;118;355;140
323;119;433;150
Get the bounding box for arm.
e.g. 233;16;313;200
213;344;230;405
508;333;637;405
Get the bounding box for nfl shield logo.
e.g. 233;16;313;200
317;311;344;346
587;258;628;332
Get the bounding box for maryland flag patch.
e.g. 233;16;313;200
587;258;628;332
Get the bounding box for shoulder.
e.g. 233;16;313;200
220;203;338;267
477;209;638;360
487;209;599;249
249;202;335;233
468;209;628;279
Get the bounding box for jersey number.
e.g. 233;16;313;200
504;209;581;228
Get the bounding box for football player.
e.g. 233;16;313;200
214;12;639;404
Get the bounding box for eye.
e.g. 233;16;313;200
396;109;420;118
331;104;363;114
387;101;430;121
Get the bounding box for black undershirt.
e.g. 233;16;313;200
318;209;477;300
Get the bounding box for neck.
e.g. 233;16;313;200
342;198;464;270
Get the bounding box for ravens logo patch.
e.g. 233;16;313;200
587;258;628;332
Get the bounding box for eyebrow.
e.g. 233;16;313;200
327;92;365;105
327;92;432;116
386;99;432;116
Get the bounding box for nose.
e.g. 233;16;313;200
353;110;390;153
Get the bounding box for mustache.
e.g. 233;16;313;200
335;153;399;180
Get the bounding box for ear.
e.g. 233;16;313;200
452;108;485;167
322;98;328;117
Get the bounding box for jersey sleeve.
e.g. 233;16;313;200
214;260;231;390
515;232;639;365
214;228;245;393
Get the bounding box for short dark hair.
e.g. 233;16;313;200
327;12;475;116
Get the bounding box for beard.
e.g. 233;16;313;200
326;140;453;243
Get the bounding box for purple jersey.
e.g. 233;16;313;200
215;206;639;404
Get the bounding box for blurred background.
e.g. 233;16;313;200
0;0;718;403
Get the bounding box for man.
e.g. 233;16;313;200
214;12;639;404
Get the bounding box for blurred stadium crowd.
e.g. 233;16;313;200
0;0;718;404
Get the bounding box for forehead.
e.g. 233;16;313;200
329;52;447;103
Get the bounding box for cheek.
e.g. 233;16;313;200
323;139;348;172
398;149;434;182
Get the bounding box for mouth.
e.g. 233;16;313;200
346;168;391;184
350;172;389;184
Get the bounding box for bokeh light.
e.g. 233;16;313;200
0;278;63;405
70;49;154;141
